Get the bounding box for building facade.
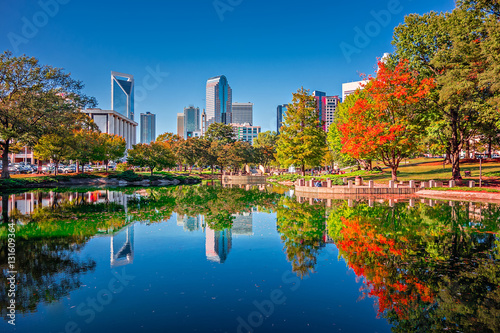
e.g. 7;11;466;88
177;113;185;138
313;91;327;131
111;72;135;121
276;104;288;134
206;75;232;126
325;96;340;131
83;108;138;150
184;106;200;138
232;102;253;125
342;80;368;102
140;112;156;143
232;123;261;145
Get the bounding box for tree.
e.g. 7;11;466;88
176;137;200;173
156;132;184;168
0;51;96;178
127;141;176;175
96;133;126;172
392;4;500;179
205;123;236;144
328;92;362;169
339;60;435;180
276;88;327;175
69;129;100;173
253;131;278;168
33;134;73;175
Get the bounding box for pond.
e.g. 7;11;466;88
0;185;499;332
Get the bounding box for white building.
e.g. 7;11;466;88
342;80;369;102
83;108;138;150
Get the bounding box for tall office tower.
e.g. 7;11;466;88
184;106;200;138
177;113;185;138
276;104;288;133
342;80;368;102
140;112;156;143
232;102;253;125
325;96;340;131
206;75;232;126
111;72;135;120
313;90;327;130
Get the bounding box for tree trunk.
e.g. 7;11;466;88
488;137;492;158
391;166;398;181
301;164;305;176
105;160;109;173
151;168;154;176
1;141;10;179
450;110;462;180
76;161;80;174
54;161;59;176
466;140;470;159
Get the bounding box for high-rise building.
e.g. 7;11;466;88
83;108;137;150
276;104;288;133
140;112;156;143
232;102;253;125
111;72;135;121
184;106;200;138
177;113;184;138
325;96;340;131
313;91;327;130
206;75;232;126
342;80;368;102
232;123;261;145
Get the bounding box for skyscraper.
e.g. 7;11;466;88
206;75;232;126
276;104;288;133
184;106;200;138
177;113;184;138
140;112;156;143
111;71;134;120
232;102;253;125
313;90;326;130
325;96;340;131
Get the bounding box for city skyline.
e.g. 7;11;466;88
1;0;456;137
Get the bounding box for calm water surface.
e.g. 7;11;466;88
0;185;499;332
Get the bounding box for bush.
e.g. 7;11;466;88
109;170;143;182
116;162;130;172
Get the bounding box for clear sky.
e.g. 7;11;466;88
1;0;456;137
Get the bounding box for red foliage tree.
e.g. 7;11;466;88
339;60;435;180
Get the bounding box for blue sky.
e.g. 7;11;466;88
0;0;456;137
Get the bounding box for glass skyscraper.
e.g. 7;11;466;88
140;112;156;143
206;75;232;126
276;104;288;133
111;71;134;120
184;106;200;138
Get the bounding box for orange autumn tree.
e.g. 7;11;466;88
339;60;435;180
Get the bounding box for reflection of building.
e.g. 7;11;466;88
177;214;202;232
205;227;232;263
111;225;135;267
140;112;156;143
206;75;232;126
232;212;253;235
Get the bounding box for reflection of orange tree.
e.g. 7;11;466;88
276;197;326;278
336;216;434;319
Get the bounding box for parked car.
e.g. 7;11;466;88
61;165;77;173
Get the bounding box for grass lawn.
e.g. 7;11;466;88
364;158;500;184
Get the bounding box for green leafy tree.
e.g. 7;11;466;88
205;123;236;144
0;51;96;178
276;88;327;175
33;134;73;175
127;141;176;175
253;131;278;168
96;133;126;171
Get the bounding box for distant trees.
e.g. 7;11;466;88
127;141;176;175
276;88;327;175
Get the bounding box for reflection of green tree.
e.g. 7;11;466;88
0;236;96;318
328;200;500;332
277;197;326;278
171;185;280;231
